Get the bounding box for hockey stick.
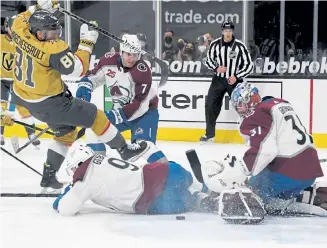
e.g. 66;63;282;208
186;149;327;182
186;149;204;183
77;127;86;139
13;120;56;135
0;147;43;176
57;7;169;87
0;193;60;197
10;120;85;153
11;127;50;154
14;120;54;135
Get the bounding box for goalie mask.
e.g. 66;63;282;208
120;34;142;68
201;154;250;193
231;82;261;118
66;145;95;176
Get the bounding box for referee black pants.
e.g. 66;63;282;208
205;76;240;138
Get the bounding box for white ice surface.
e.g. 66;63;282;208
1;139;327;248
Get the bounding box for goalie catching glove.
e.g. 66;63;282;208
201;154;250;193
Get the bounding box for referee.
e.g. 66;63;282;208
200;21;253;143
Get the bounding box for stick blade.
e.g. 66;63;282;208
10;136;20;153
186;149;204;183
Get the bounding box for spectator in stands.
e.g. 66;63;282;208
195;35;209;61
195;35;212;74
175;38;187;62
204;33;214;45
248;40;261;61
181;42;196;62
162;29;178;63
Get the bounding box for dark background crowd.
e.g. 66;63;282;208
2;0;327;77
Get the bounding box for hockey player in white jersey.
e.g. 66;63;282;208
75;34;167;164
199;82;327;215
53;145;265;224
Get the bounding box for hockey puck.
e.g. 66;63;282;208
176;215;185;220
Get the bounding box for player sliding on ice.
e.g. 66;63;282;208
75;34;167;164
53;144;265;224
200;82;327;215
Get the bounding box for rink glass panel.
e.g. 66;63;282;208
70;1;155;66
160;0;243;77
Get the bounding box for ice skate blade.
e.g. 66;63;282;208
10;136;19;153
200;140;214;145
40;187;63;194
33;144;40;150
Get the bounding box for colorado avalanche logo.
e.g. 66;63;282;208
137;63;147;72
110;81;123;97
109;81;131;107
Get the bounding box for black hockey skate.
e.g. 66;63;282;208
40;163;63;193
118;141;150;162
199;135;214;144
0;135;5;146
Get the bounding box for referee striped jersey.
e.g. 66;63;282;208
203;36;253;79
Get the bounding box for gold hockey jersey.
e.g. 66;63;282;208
0;34;15;80
11;10;91;102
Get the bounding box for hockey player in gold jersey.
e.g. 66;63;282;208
0;16;40;146
7;0;149;192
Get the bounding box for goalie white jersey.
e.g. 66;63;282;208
239;98;323;180
85;52;158;121
57;154;168;216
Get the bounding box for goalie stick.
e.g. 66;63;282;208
186;149;326;183
186;149;204;183
57;7;169;87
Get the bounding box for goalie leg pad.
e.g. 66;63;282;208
218;188;266;224
297;183;327;211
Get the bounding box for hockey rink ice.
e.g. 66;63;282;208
1;139;327;248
